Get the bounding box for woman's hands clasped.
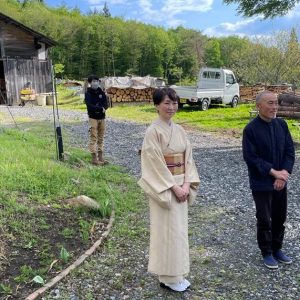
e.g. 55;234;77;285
171;182;191;203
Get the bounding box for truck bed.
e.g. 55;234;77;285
172;85;224;100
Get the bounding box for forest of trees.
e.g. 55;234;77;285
1;0;300;86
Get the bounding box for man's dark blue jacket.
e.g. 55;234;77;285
242;116;295;191
85;87;108;120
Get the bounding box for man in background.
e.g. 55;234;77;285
242;91;295;269
85;75;109;165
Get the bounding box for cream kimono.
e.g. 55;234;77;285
138;119;200;277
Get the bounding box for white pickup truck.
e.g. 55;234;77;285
172;67;240;111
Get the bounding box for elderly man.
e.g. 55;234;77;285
242;91;295;269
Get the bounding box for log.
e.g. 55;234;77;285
240;85;294;102
278;93;300;105
103;87;155;103
279;101;300;107
278;106;300;112
276;111;300;118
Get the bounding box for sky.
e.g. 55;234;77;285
45;0;300;37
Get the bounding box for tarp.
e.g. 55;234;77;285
101;76;165;89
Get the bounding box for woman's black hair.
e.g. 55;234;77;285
153;87;179;105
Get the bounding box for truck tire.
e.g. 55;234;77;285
231;96;239;108
200;99;209;111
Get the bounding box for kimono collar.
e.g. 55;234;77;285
153;118;174;130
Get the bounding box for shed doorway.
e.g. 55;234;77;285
0;60;6;104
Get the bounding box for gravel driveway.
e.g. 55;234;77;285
1;106;299;300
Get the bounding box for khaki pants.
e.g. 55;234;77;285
88;118;105;154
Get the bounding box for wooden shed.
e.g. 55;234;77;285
0;12;56;105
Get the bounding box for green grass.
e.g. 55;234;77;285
57;85;86;110
0;125;141;213
107;103;254;132
0;124;142;296
106;103;300;142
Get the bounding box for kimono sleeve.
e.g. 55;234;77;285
138;128;176;209
184;136;200;205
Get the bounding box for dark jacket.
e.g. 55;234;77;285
85;87;108;120
242;116;295;191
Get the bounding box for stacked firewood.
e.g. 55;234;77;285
277;93;300;119
240;85;265;102
240;85;292;102
106;87;156;103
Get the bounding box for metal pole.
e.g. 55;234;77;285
51;62;64;160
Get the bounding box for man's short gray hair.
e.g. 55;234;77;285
256;91;277;103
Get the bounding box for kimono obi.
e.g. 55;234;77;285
164;153;185;175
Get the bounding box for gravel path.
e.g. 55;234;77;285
1;106;299;300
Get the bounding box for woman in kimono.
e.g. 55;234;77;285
138;87;200;292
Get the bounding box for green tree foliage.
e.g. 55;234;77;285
54;64;64;77
18;0;44;8
103;2;111;17
219;36;249;68
223;0;299;18
282;28;300;87
169;27;206;83
204;39;223;68
230;30;300;85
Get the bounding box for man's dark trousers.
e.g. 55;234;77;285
252;188;287;256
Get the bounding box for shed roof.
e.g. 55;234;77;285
0;12;57;47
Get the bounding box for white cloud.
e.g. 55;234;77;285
203;17;262;37
162;0;213;16
139;0;156;16
220;17;261;32
137;0;213;28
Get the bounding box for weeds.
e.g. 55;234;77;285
79;219;91;241
0;283;12;295
14;265;35;283
60;247;70;263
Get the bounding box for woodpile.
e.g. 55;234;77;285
240;85;265;102
240;85;292;102
106;87;155;103
277;92;300;119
